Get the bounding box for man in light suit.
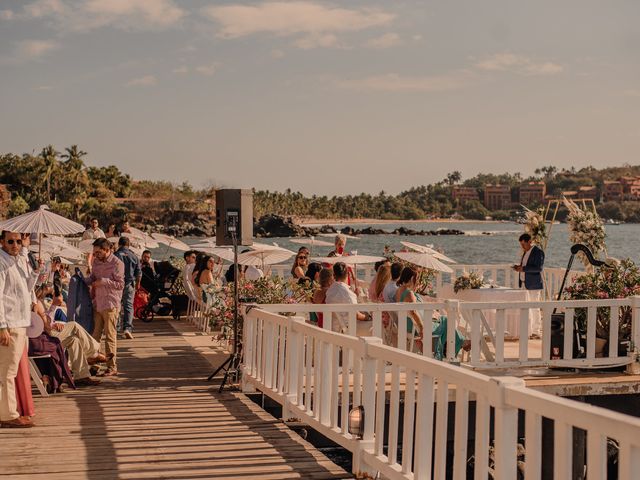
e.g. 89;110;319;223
513;233;545;337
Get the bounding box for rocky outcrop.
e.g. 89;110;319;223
254;214;307;238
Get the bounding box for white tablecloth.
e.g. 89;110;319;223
438;285;542;338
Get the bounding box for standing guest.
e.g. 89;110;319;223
291;252;308;279
0;231;34;428
325;262;371;334
114;237;141;340
140;250;157;295
105;223;119;238
513;233;545;338
329;234;347;256
82;218;106;240
182;250;197;302
87;237;124;377
395;266;424;352
383;262;403;303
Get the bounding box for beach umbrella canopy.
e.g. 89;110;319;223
400;241;457;264
122;230;159;249
318;233;360;240
200;247;235;263
311;254;386;265
152;233;190;251
238;249;294;266
0;205;84;235
290;237;334;248
394;251;454;273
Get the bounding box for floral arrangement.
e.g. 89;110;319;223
563;198;607;268
453;272;485;293
522;206;547;246
206;275;315;341
564;259;640;340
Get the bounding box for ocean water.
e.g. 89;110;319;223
264;221;638;268
166;221;636;268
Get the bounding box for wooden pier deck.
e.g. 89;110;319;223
0;319;351;480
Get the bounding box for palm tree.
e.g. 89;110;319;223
40;145;59;203
61;145;88;219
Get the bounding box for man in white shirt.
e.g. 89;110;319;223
182;250;197;301
325;262;371;334
0;231;34;428
82;218;106;240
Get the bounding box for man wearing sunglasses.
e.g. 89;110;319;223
0;231;34;428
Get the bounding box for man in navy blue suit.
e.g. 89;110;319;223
513;233;545;337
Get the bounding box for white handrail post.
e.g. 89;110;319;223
445;300;460;363
283;316;303;420
490;377;525;480
632;296;640;355
240;307;256;393
353;336;382;478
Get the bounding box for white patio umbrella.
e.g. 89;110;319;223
311;254;386;265
200;247;235;263
238;248;294;267
152;233;190;251
0;205;84;258
191;237;217;248
394;251;454;273
289;237;334;253
318;233;360;240
400;241;457;264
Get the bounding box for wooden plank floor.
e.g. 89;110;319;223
0;319;351;480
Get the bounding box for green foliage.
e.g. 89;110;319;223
7;195;29;216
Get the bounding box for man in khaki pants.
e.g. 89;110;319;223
0;231;34;428
88;238;124;377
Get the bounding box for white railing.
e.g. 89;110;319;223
461;297;640;369
242;307;640;479
255;296;640;370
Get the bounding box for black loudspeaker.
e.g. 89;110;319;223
215;189;254;246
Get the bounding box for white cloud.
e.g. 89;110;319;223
0;9;15;20
365;32;402;49
16;39;59;59
18;0;185;31
173;66;189;74
335;72;473;93
474;53;563;76
126;75;157;87
293;33;340;49
195;63;219;76
203;1;394;40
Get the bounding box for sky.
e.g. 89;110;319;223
1;0;639;195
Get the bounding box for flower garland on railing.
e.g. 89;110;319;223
563;197;607;268
564;258;639;341
205;276;315;342
453;272;484;293
522;206;547;246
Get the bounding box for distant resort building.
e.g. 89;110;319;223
518;181;546;206
483;184;512;210
452;186;479;203
603;180;623;202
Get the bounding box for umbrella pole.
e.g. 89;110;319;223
38;233;42;260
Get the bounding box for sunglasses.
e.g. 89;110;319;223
298;256;308;260
6;239;23;245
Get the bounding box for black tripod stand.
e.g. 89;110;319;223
207;230;241;391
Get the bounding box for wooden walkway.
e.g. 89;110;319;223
0;320;351;480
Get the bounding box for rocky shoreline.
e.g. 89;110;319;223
139;214;468;238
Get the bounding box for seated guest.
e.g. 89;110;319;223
369;260;391;301
182;250;197;302
35;285;104;385
105;223;119;238
395;267;425;352
302;262;323;285
193;255;215;305
291;252;308;279
310;268;334;327
383;262;403;303
140;250;157;295
28;302;76;393
325;262;371;334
